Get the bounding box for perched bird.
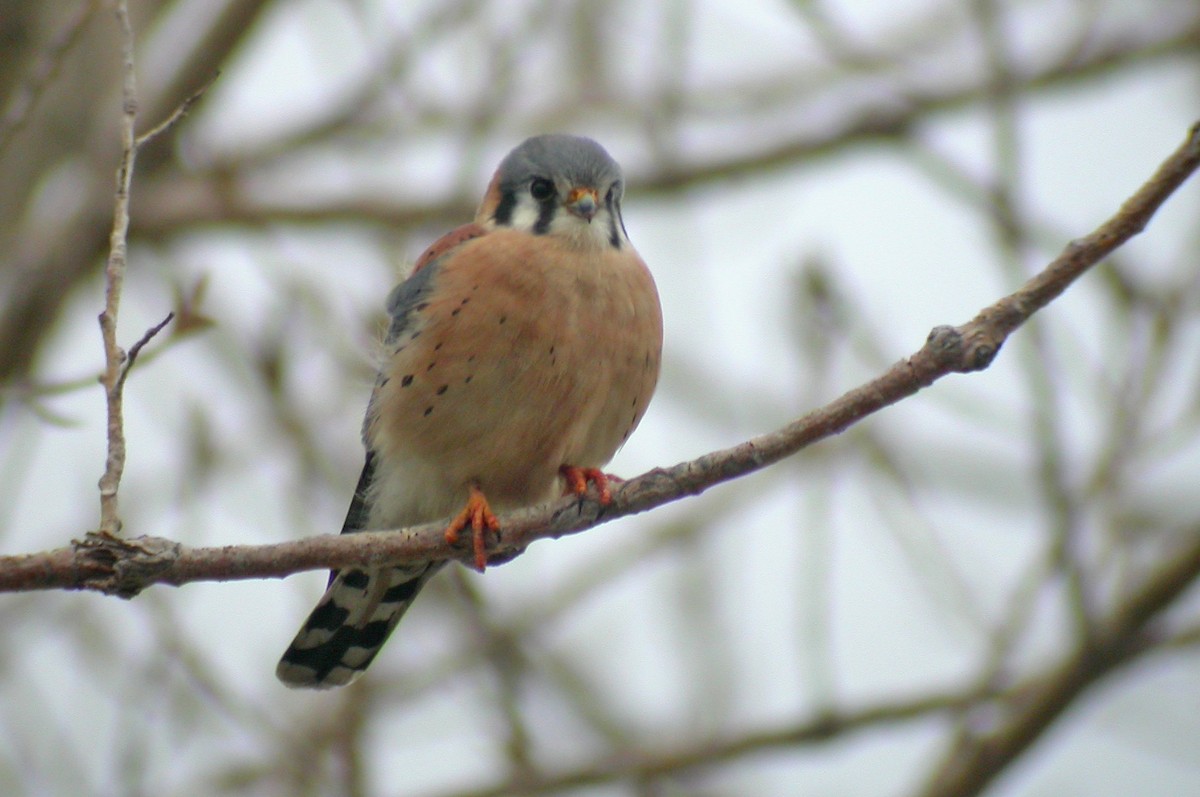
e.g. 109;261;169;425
277;134;663;688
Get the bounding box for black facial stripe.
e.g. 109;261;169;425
605;191;623;248
532;195;557;235
492;188;517;226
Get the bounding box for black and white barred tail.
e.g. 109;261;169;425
276;561;443;688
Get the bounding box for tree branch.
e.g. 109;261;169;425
94;4;206;537
0;0;96;157
917;532;1200;797
2;120;1197;597
425;532;1200;797
126;18;1200;238
444;688;981;797
95;0;140;536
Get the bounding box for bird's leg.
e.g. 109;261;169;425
560;465;616;505
445;485;500;572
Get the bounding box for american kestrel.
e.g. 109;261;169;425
277;134;663;688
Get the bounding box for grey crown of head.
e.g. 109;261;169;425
497;134;624;197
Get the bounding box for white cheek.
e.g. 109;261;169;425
510;201;541;231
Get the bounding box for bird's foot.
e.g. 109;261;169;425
560;466;617;505
445;486;500;572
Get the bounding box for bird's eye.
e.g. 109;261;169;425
529;178;555;201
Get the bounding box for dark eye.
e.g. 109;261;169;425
530;178;555;201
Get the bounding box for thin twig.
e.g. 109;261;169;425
96;0;140;536
115;313;175;393
134;73;219;148
95;3;211;537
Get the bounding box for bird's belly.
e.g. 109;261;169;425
367;236;661;521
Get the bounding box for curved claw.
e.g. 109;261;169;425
445;486;500;572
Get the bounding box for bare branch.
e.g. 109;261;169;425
95;0;140;536
3;119;1197;596
442;688;980;797
114;312;174;393
917;534;1200;797
94;5;209;538
425;533;1200;797
134;73;219;148
0;1;96;157
125;17;1200;238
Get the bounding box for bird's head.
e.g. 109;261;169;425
479;134;630;251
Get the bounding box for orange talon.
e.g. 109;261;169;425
445;486;500;572
560;466;614;505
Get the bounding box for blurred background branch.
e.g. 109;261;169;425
1;1;1199;796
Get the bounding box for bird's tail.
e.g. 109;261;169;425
276;561;444;688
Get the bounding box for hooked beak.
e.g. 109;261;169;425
565;187;599;222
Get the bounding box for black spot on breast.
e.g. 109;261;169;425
451;308;461;317
401;374;414;387
464;375;473;384
436;384;448;395
434;342;443;351
424;406;434;416
467;354;476;363
426;361;437;371
499;315;507;325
